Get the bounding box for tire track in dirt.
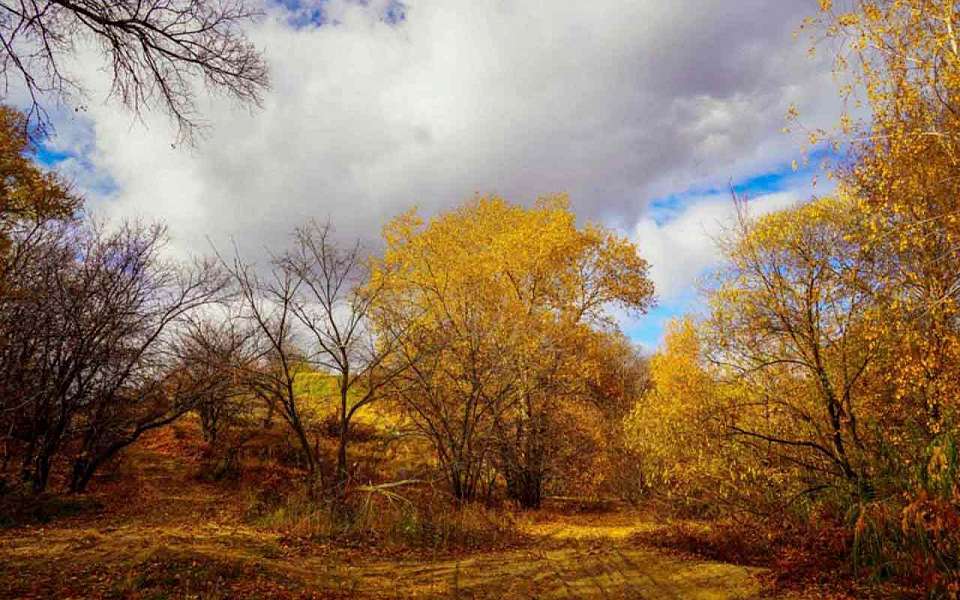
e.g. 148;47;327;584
614;548;681;599
404;517;763;599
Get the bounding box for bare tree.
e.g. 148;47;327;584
0;217;78;490
0;218;228;493
0;0;269;140
67;233;229;492
185;315;257;446
224;250;321;480
281;220;407;491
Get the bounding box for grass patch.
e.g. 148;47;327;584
248;484;527;553
107;546;304;600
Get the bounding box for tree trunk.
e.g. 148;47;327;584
336;380;350;490
69;457;93;493
449;463;474;503
293;424;316;475
505;468;543;509
516;476;542;510
336;423;348;489
32;451;51;494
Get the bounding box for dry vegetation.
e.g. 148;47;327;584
1;417;771;600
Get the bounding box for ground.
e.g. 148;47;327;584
0;434;773;599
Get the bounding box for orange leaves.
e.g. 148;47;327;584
369;195;655;503
0;107;78;257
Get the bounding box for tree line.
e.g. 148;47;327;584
626;1;960;592
0;113;653;507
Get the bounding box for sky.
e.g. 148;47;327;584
29;0;842;350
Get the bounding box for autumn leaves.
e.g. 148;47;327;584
369;196;654;507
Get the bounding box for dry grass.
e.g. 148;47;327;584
0;424;781;599
627;517;910;600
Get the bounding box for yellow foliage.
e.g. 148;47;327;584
370;195;654;503
0;106;77;257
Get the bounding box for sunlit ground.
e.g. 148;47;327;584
0;440;773;599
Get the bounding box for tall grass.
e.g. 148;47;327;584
246;481;524;552
848;435;960;597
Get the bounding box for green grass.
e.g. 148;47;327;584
292;370;401;430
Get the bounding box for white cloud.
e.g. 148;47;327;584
21;0;847;348
33;0;841;261
632;190;801;301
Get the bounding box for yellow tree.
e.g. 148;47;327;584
803;4;960;587
625;319;722;509
0;106;77;260
703;194;885;506
625;317;779;515
813;0;960;442
581;331;650;501
371;195;653;505
630;194;904;520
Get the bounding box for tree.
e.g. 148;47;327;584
705;194;880;499
186;316;258;447
582;331;650;502
66;224;229;492
225;251;321;480
281;220;407;491
0;108;77;482
583;331;648;423
626;194;898;519
0;105;76;257
796;3;960;587
625;319;733;512
0;218;227;493
814;0;960;442
0;0;269;140
371;196;654;506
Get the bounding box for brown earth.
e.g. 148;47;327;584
0;439;774;599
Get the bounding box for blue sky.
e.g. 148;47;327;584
621;156;828;350
273;0;407;28
35;145;71;165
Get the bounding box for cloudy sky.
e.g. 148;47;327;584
35;0;841;349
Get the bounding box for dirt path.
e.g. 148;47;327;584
0;443;769;599
319;512;766;599
0;507;767;598
330;544;764;598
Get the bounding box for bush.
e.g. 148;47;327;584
632;515;853;592
848;436;960;597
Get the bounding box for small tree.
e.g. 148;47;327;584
186;317;259;452
226;251;321;480
281;221;407;491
